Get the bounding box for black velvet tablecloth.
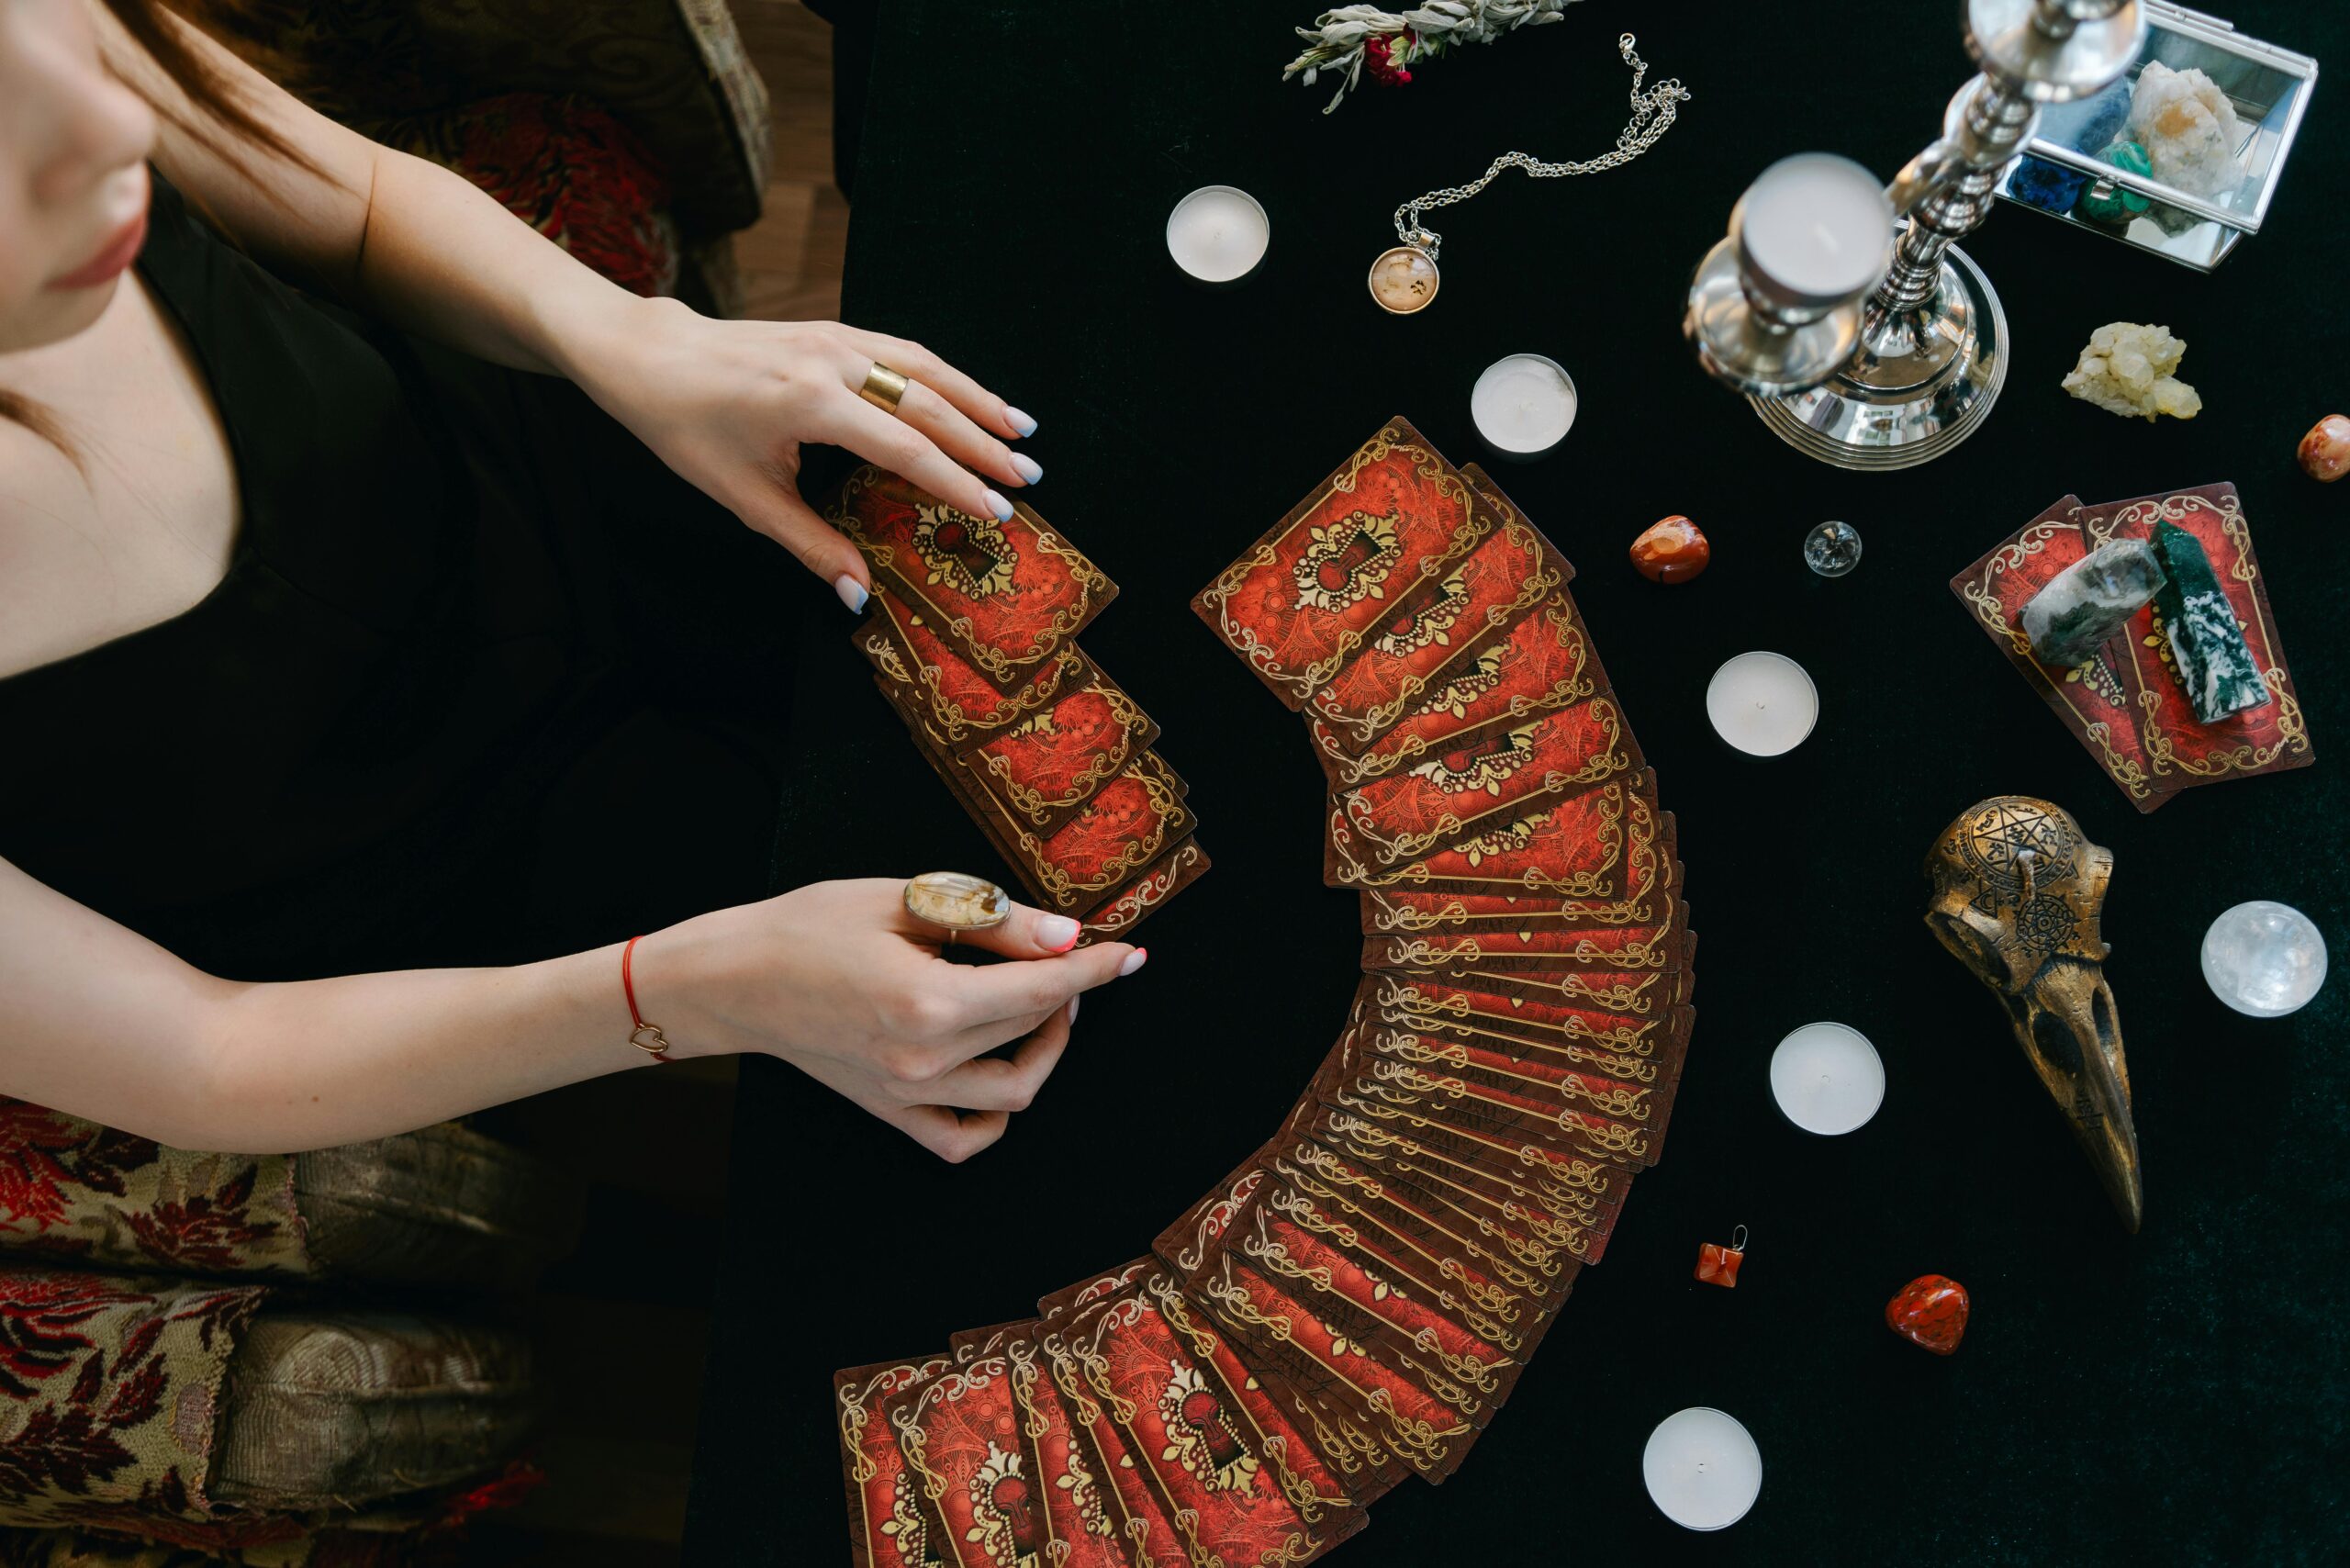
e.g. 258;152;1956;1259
686;3;2350;1561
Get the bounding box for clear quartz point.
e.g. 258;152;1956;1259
2021;539;2165;668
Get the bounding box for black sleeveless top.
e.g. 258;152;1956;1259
0;173;799;980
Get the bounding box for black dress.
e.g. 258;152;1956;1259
0;171;809;982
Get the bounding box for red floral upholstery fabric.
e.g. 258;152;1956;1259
0;1268;272;1543
377;92;682;298
0;1104;308;1281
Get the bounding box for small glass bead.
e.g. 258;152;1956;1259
1803;521;1863;578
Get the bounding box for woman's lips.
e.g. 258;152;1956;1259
50;207;150;291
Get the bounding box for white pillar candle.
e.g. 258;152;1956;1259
1165;185;1270;285
1740;152;1895;299
1769;1022;1886;1136
1643;1407;1762;1531
1706;651;1818;756
1470;353;1578;460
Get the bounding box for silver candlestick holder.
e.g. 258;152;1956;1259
1686;0;2150;470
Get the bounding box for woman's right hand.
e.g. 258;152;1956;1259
637;878;1143;1161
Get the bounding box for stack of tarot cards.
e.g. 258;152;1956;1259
826;466;1208;940
831;421;1694;1566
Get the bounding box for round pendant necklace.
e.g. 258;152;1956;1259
1369;33;1690;316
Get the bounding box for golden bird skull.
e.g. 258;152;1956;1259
1924;796;2141;1232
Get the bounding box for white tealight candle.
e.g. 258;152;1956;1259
1470;353;1578;461
1739;152;1896;299
1706;651;1818;756
1643;1407;1762;1531
1165;185;1270;285
1769;1022;1886;1136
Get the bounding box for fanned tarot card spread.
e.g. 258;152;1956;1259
1953;483;2312;812
828;465;1117;690
837;420;1694;1565
1192;417;1495;710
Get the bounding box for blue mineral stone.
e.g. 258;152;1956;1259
2065;80;2132;154
2152;518;2271;723
2010;155;2091;213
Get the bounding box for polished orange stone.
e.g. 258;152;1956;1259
2299;414;2350;482
1886;1273;1969;1355
1631;515;1710;583
1694;1242;1743;1288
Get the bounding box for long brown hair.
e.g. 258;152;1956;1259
0;0;315;457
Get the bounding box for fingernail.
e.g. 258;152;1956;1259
1117;947;1147;977
834;575;868;613
1010;453;1044;486
983;488;1013;521
1039;913;1080;950
1006;406;1037;438
1068;994;1080;1024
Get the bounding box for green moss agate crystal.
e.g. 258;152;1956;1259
2022;539;2165;668
2153;518;2271;723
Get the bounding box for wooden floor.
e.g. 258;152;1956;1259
459;6;846;1563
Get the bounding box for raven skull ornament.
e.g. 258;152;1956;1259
1924;796;2141;1232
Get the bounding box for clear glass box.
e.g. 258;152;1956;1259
1991;1;2318;271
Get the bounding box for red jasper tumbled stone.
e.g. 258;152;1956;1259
1630;515;1710;583
1886;1273;1969;1355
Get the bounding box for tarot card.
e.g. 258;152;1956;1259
1362;900;1692;975
836;1353;956;1568
1056;1288;1357;1560
828;465;1117;691
1134;1269;1391;1515
977;751;1199;915
1328;769;1654;896
1273;1133;1583;1294
1327;702;1643;871
857;586;1085;753
893;1350;1064;1568
1352;1003;1682;1110
1352;790;1673;924
1309;1095;1638;1215
1367;973;1689;1068
1303;503;1572;748
1310;1034;1657;1170
1032;1316;1191;1568
1301;1098;1626;1233
956;666;1158;835
1308;593;1603;790
1193;417;1494;710
1951;494;2178;812
2080;485;2313;794
1038;1257;1158;1322
1077;837;1212;945
1428;950;1696;1015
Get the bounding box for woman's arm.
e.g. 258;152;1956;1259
95;2;1042;599
0;855;1140;1157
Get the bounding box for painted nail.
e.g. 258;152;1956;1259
1010;453;1044;486
983;488;1013;521
1006;406;1038;438
1117;947;1148;977
834;575;868;613
1068;994;1080;1024
1038;913;1080;950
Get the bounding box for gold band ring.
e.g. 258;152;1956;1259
903;871;1010;937
859;360;911;414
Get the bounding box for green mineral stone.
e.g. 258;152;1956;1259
2152;518;2271;723
2078;140;2154;221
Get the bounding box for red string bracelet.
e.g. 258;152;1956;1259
621;935;670;1064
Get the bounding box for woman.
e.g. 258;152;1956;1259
0;0;1143;1162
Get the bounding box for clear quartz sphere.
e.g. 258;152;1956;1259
2200;901;2329;1018
1804;521;1863;577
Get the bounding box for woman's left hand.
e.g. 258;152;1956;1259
569;299;1040;609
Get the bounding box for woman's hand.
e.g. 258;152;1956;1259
569;300;1040;610
639;879;1141;1161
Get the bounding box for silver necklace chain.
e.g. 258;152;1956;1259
1391;33;1690;259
